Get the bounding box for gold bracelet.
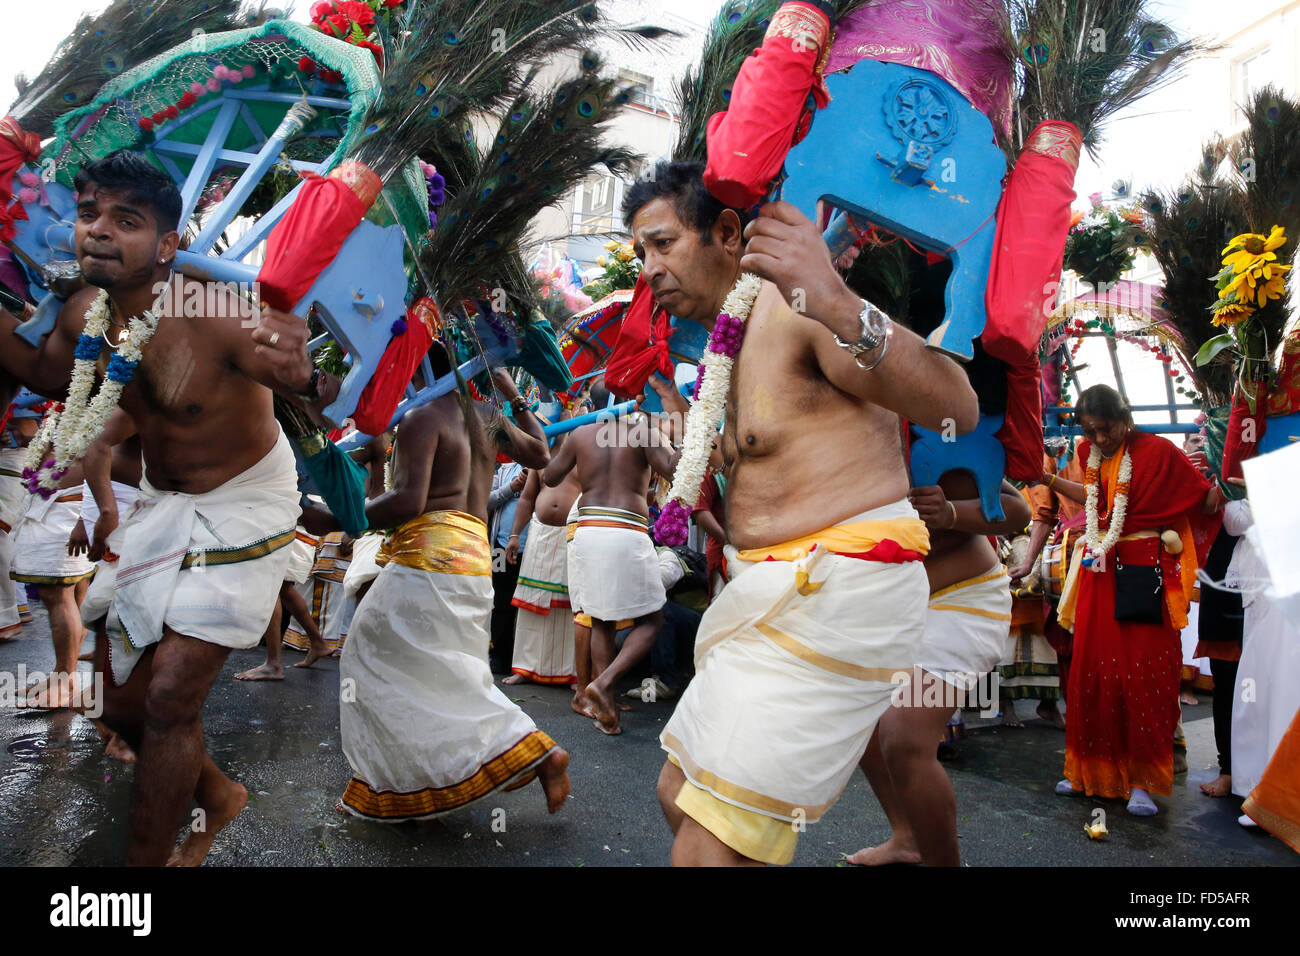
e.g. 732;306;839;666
947;501;958;528
1048;474;1058;490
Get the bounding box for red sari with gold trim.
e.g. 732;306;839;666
1064;430;1212;799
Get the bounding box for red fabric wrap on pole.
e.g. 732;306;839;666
256;160;382;312
703;1;832;209
997;356;1045;482
349;298;440;435
0;117;41;243
983;121;1081;366
604;275;673;400
1221;378;1267;482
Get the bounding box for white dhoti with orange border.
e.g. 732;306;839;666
0;447;27;637
340;510;559;821
917;565;1013;690
285;532;353;654
661;499;930;865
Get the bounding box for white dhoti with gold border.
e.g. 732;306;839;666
509;517;575;684
340;511;559;820
661;499;930;865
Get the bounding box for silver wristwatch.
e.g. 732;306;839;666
834;299;894;370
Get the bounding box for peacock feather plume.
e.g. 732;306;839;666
352;0;669;182
1141;146;1249;406
1003;0;1211;161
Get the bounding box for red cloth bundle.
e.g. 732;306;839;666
997;356;1045;482
256;160;381;312
603;275;674;400
0;117;41;242
349;298;440;435
1221;379;1267;483
702;1;832;209
983;121;1081;366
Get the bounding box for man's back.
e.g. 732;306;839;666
570;420;653;518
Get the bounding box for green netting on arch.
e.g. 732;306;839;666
43;18;428;245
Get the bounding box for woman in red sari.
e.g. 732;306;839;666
1050;386;1223;816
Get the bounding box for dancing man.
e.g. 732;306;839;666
626;161;978;865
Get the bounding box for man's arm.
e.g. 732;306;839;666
241;302;342;422
0;288;98;397
82;407;137;561
740;201;978;434
363;422;437;530
1008;519;1053;582
506;469;541;563
487;370;549;469
910;480;1032;536
542;428;580;487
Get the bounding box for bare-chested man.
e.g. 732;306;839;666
621;160;978;866
503;403;584;688
543;378;676;735
300;360;570;820
848;471;1028;866
0;149;328;865
0;409;36;641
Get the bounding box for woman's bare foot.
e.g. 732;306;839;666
1180;689;1199;705
234;663;283;681
537;748;571;812
584;683;621;735
845;837;922;866
1036;700;1066;730
294;638;333;669
166;781;248;866
571;689;597;718
1200;774;1232;797
502;674;528;685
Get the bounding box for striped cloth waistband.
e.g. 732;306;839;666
570;506;649;536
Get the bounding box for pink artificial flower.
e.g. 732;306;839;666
310;1;334;22
191;81;208;96
213;64;230;80
242;64;256;78
18;171;40;188
17;188;38;204
206;77;222;92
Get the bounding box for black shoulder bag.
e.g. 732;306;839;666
1113;557;1165;624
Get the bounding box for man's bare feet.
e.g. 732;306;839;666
584;682;621;735
23;673;80;709
1000;712;1024;728
294;639;332;669
0;626;19;641
1180;689;1200;705
502;674;528;685
537;748;570;813
1036;700;1066;730
1200;774;1232;797
105;733;137;763
234;663;284;681
167;781;248;866
845;837;922;866
571;689;597;719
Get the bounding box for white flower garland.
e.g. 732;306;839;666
663;273;762;512
1083;442;1133;558
23;290;161;495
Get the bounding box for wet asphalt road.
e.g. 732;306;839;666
1;608;1296;867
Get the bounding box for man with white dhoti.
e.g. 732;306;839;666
301;359;571;822
9;459;95;708
284;530;354;655
504;457;582;687
0;408;38;640
543;376;675;735
623;161;978;865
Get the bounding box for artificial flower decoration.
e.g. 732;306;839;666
1221;225;1286;274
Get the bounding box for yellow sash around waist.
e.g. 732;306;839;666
377;510;491;576
735;516;931;564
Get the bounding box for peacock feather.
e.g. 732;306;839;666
1002;0;1211;162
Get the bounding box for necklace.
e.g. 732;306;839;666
22;289;161;497
654;272;762;545
1083;441;1133;560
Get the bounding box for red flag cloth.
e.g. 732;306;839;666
603;275;674;400
349;298;440;435
996;356;1044;482
1222;378;1267;482
983;121;1081;366
703;1;832;209
256;160;381;312
0;117;41;243
1266;329;1300;417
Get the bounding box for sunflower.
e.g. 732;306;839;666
1222;225;1288;274
1211;301;1254;327
1254;271;1288;307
